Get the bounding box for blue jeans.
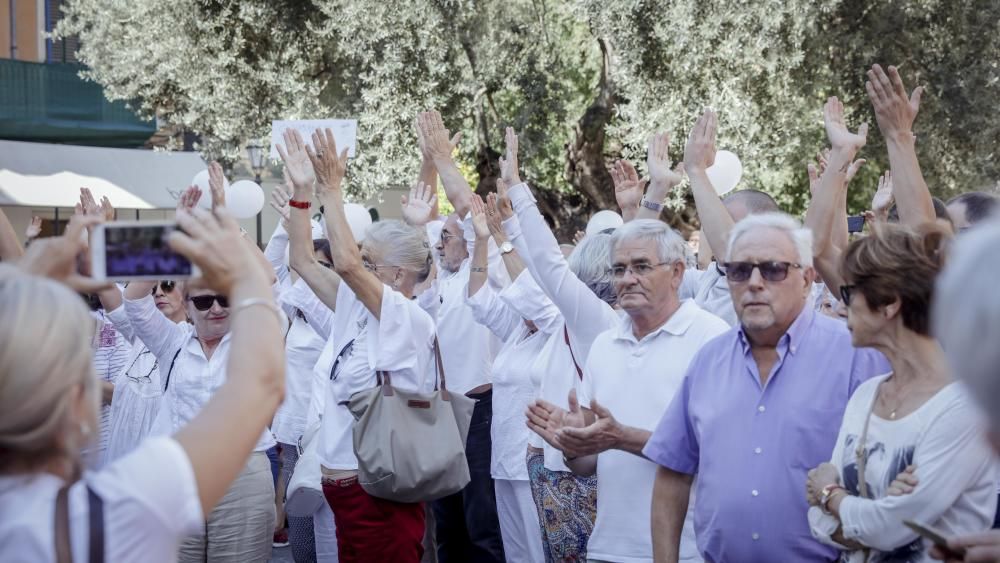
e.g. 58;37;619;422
431;389;505;563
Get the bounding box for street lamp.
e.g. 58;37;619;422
246;143;267;248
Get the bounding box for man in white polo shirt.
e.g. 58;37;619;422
528;219;728;562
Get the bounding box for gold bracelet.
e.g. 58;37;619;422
232;298;283;323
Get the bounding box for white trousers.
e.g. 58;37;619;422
495;478;545;563
314;501;339;563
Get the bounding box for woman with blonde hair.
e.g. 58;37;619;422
0;207;285;562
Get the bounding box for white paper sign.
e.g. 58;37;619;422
269;119;358;160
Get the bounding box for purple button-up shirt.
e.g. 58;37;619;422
643;302;889;563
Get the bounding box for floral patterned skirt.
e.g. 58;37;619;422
526;449;598;563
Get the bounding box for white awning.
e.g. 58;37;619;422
0;140;207;209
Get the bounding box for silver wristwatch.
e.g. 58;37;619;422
499;241;514;255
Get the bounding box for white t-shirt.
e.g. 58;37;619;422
577;300;729;563
272;308;327;445
318;281;437;470
809;376;998;562
0;437;202;562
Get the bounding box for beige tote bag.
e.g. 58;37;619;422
347;338;475;503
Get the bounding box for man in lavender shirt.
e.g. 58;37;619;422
644;213;889;563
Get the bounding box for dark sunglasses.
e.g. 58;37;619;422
188;294;229;311
151;281;177;295
839;284;856;306
721;261;801;283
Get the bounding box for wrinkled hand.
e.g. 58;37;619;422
18;213;110;293
308;128;349;194
886;464;918;496
824;97;868;152
400;182;436;227
176;185;203;218
526;389;587;454
168;207;268;295
469;194;491;241
270;171;293;228
647;131;684;187
25;216;42;240
486;191;506;239
683;109;718;174
556;396;622;458
610;160;647;213
866;64;923;141
275;129;316;197
930;530;999;562
413;111;462;161
806;462;841;506
416;111;462;162
207;161;227;210
499;127;522;187
872;171;894;214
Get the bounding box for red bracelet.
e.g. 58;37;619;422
289;199;311;210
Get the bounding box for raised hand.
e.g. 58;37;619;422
610;160;647;216
866;64;923;140
207;161;227;210
495;178;514;220
168;207;268;295
269;171;293;228
872;170;895;214
275;129;316;197
470;194;491;241
400;181;436;227
18;213;110;293
176;185;203;217
683;109;718;173
98;196;115;222
573;230;585;245
824;97;868;152
499;127;522;186
485;192;505;239
79;187;101;216
25;216;43;241
307;128;349;194
647;131;684;187
416;111;461;162
807;150;829;195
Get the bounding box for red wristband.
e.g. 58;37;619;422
289;199;311;209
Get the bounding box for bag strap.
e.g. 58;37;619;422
53;484;105;563
854;380;882;563
375;337;449;400
564;326;583;380
162;348;182;392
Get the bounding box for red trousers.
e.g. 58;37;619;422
322;476;425;563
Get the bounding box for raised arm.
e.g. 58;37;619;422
207;161;227;211
683;110;736;261
639;131;685;221
414;117;441;220
169;206;285;518
416;110;470;218
263;184;293;288
611;159;646;223
486;189;526;282
865;64;934;226
277;149;341;312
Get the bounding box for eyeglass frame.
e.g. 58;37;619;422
720;261;802;283
151;281;177;295
606;261;674;280
187;294;229;311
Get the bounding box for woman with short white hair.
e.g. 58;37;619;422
0;207;285;562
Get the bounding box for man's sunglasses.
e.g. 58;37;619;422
721;261;801;283
188;294;229;311
151;281;177;295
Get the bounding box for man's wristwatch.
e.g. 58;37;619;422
820;483;845;514
499;241;514;255
639;197;664;213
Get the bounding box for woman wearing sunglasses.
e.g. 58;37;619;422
120;205;282;561
0;207;285;562
101;280;188;465
806;223;996;561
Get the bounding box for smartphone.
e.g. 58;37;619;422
847;215;866;233
91;221;198;281
903;520;966;558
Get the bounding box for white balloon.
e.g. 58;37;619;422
706;150;743;195
343;203;373;242
225;180;265;219
586;210;624;237
190;169;230;209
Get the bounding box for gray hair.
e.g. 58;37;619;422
568;231;615;305
933;223;1000;432
365;220;433;282
726;212;813;267
610;219;688;265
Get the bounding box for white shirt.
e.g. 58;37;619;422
679;262;736;326
124;294;275;452
86;309;132;468
0;437;202;563
467;271;561;480
809;376;998;561
272;307;327;445
577;300;729;562
318;281;437;470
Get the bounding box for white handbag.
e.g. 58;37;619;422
284;420;326;517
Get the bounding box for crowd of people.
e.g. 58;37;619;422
1;63;1000;563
